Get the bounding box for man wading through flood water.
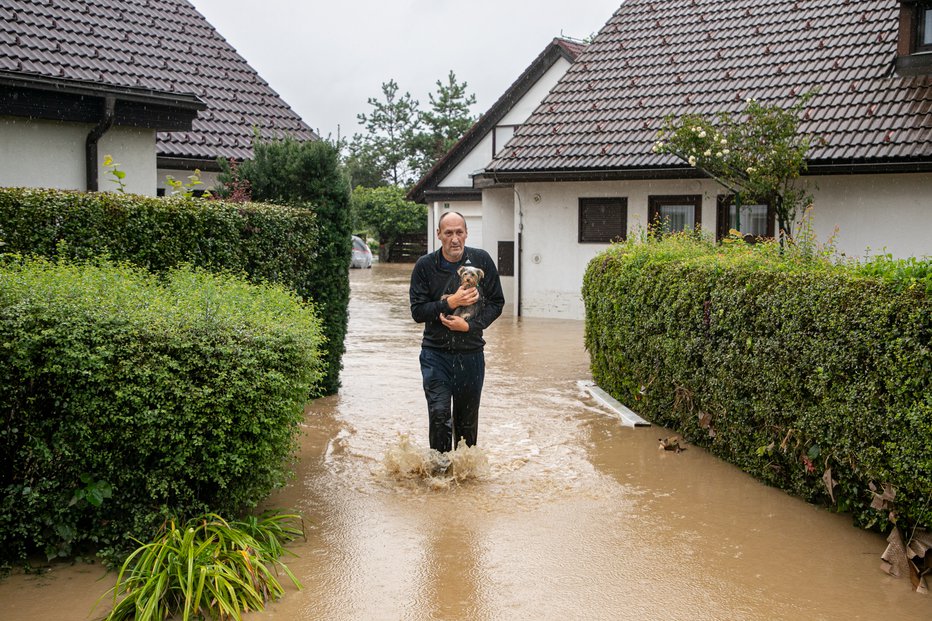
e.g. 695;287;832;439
409;211;505;470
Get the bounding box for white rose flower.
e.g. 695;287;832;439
688;155;697;166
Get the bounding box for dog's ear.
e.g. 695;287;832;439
457;266;467;278
476;268;484;281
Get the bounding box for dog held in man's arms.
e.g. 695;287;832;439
442;266;484;320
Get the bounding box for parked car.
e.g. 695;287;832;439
350;235;373;269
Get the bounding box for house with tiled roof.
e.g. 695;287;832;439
0;0;316;196
407;37;586;305
470;0;932;319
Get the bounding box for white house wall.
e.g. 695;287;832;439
102;127;156;195
0;117;156;195
427;200;483;254
510;173;932;320
439;133;495;188
481;187;516;307
437;57;573;189
806;173;932;260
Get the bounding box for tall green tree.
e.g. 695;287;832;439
218;137;351;395
410;71;477;177
352;80;421;187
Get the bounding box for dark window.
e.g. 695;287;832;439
156;188;166;197
716;195;775;241
920;5;932;50
578;197;627;243
648;195;702;234
897;1;932;74
497;241;515;276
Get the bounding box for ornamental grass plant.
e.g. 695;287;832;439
99;512;303;621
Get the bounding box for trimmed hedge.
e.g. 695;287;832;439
0;187;329;387
0;257;324;563
583;236;932;531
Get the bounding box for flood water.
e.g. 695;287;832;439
2;262;930;620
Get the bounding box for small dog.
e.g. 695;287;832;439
442;266;484;321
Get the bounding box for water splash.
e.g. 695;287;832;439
382;434;490;487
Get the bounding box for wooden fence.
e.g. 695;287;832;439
380;232;428;263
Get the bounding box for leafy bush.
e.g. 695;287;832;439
0;257;324;564
0;186;321;361
583;235;932;532
351;185;427;245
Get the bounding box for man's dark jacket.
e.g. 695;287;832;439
409;247;505;352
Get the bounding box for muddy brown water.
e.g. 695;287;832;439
2;262;930;621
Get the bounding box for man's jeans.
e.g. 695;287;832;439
419;348;485;453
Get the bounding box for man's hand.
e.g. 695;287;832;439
445;285;479;310
440;313;470;332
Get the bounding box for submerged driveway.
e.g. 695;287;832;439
1;262;929;620
261;263;930;620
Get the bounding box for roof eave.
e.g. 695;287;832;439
0;71;206;132
156;156;224;172
421;187;483;202
475;166;704;185
477;158;932;185
0;71;206;111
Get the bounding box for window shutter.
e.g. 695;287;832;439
497;241;515;276
578;197;627;243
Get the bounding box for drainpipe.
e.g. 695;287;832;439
85;95;116;192
513;186;523;317
432;201;439;253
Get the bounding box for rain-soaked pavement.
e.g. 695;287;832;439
2;262;931;620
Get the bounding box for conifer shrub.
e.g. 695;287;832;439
0;257;324;564
218;138;352;395
583;234;931;532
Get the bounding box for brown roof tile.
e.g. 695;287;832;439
487;0;932;175
1;0;316;162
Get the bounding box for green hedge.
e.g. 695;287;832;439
0;187;330;387
583;236;932;532
0;257;324;564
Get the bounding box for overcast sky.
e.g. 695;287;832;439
188;1;621;141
